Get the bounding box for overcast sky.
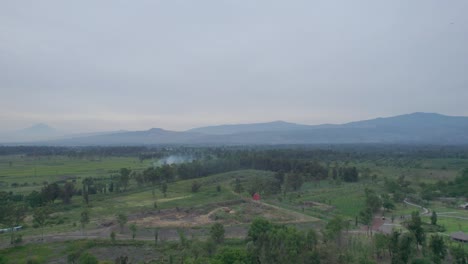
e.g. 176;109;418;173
1;0;467;132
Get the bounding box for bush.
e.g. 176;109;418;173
26;257;43;264
191;181;202;193
210;223;225;244
78;252;98;264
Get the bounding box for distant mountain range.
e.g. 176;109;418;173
0;123;63;142
2;112;468;145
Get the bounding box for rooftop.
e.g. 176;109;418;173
450;231;468;241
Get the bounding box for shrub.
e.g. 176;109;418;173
78;252;98;264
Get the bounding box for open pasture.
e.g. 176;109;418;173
0;155;152;193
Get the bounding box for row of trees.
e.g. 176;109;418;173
143;215;441;263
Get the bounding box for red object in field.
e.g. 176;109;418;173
252;193;261;201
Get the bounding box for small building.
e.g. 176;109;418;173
450;231;468;243
252;193;261;201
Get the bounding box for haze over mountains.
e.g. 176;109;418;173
2;112;468;145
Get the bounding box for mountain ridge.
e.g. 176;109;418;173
3;112;468;145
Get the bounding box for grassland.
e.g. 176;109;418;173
0;155;152;193
1;154;467;263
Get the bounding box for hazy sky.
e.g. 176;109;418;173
1;0;467;132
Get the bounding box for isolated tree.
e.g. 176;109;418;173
407;211;425;248
26;190;45;208
80;209;90;236
129;223;137;240
83;191;89;205
143;167;159;196
389;230;401;261
431;211;438;225
2;202;27;245
204;238;217;257
132;171;145;187
116;213;128;233
41;183;60;203
110;231;116;243
285;173;303;191
177;229;188;248
398;233;415;264
191;181;202;193
61;182;75;205
234;178;244;194
161;182;168;197
78;252;98;264
82;177;93;205
382;193;395;211
154;228;159;245
364;188;382;212
306;229;318;250
210;222;225;244
429;234;447;264
248;218;273;243
119;168;131;191
115;256;129;264
374;233;389;259
449;245;467;264
325;215;345;246
359;207;373;235
33;207;50;241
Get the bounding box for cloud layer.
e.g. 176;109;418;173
1;0;467;132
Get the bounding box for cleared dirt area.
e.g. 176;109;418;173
0;199;319;249
132;200;296;228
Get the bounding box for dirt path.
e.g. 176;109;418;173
404;198;429;215
252;200;319;223
403;199;468;220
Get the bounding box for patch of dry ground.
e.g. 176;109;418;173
132;200;299;227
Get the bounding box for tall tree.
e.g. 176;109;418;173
364;188;382;212
407;211;425;249
210;223;225;244
33;207;50;241
116;213;128;234
80;209;90;236
431;211;438;225
129;223;137;240
2;202;27;245
61;182;75;205
234;178;244;194
161;182;168;197
119;168;131;191
429;234;447;264
41;183;60;204
359;207;373;235
325;215;345;246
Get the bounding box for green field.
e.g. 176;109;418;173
1;151;467;263
0;155;152;193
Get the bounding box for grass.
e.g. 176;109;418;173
1;155;467;262
421;216;468;234
263;180;370;221
0;155;152;193
0;237;248;263
0;170;278;239
0;242;60;264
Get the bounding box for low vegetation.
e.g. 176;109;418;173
0;145;467;263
